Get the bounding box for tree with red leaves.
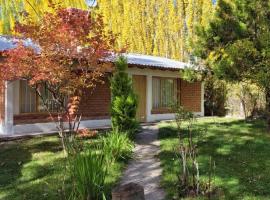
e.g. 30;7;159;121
0;5;117;153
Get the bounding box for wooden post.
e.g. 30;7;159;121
112;183;145;200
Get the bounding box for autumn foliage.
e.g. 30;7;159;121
1;6;115;89
0;4;117;150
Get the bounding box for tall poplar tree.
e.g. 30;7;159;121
1;0;215;61
0;0;88;34
96;0;214;61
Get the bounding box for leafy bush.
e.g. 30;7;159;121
173;105;215;198
204;76;228;116
102;130;133;161
227;82;265;119
110;56;138;134
69;148;108;200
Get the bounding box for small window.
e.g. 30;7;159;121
152;77;177;109
19;80;64;113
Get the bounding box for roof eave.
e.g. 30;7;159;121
128;63;184;71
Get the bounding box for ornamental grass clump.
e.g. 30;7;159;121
102;130;134;162
67;129;134;200
69;147;108;200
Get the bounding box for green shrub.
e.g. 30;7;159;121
102;130;133;161
204;76;228;116
110;56;138;134
69;148;108;200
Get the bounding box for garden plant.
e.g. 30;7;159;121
173;105;216;198
0;3;117;152
110;56;138;137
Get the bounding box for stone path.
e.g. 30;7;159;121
120;125;165;200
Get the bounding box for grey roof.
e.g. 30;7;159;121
0;35;191;70
124;53;190;70
0;36;40;52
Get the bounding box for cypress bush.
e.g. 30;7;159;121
110;56;138;135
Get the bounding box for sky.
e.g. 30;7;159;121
85;0;97;7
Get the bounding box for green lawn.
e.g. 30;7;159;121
158;117;270;200
0;135;126;200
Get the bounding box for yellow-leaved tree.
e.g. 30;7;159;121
96;0;215;61
1;0;214;61
0;0;88;34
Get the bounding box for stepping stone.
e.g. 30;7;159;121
120;125;165;200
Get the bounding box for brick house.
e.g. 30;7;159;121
0;37;204;136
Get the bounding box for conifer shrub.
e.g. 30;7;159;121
110;56;139;136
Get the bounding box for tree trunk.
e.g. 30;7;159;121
265;89;270;132
241;99;247;120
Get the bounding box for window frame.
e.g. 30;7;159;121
152;76;178;112
19;80;64;114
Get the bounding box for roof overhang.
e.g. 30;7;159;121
0;35;197;71
123;53;190;70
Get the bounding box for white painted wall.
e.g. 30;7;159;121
0;122;3;135
13;119;111;135
0;81;14;135
13;80;20;115
0;81;19;135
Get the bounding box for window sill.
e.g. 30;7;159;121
151;108;174;114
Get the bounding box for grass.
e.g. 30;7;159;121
0;135;127;200
158;117;270;200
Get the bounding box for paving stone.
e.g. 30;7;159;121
120;125;165;200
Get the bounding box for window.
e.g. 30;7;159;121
152;77;177;109
19;80;63;113
20;80;37;113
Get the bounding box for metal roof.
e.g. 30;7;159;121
124;53;190;70
0;36;191;70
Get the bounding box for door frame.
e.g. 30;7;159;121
132;75;147;122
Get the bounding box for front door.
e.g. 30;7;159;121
132;75;147;122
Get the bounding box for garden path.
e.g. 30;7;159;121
120;125;165;200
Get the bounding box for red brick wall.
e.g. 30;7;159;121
13;76;202;124
14;78;111;124
180;80;202;112
151;78;202;114
0;83;4;124
78;78;111;119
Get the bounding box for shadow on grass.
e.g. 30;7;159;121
159;118;270;199
158;126;178;139
1;157;69;200
0;137;68;200
0;138;62;185
0;143;32;187
0;136;128;200
30;140;63;153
